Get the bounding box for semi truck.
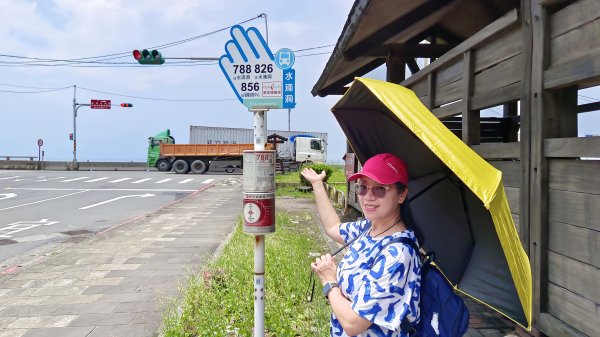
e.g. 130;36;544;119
147;127;327;174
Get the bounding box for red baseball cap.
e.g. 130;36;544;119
348;153;408;185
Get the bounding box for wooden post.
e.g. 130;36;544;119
462;50;480;145
503;102;519;142
426;72;436;110
386;55;406;84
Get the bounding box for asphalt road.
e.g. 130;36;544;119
0;170;234;264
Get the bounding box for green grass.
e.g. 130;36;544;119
161;213;331;337
275;165;348;196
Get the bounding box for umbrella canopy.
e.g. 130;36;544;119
331;78;531;329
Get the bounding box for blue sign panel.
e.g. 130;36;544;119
219;25;296;110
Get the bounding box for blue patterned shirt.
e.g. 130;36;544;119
332;219;422;337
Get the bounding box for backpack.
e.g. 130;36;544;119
393;237;470;337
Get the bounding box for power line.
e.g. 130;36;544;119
77;86;236;102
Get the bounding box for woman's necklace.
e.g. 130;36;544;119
371;219;402;237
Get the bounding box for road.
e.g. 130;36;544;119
0;170;233;264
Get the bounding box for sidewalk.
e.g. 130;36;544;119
0;176;517;337
0;177;243;337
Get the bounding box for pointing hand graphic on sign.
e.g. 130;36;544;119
219;25;295;110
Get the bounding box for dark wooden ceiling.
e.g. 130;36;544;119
312;0;521;97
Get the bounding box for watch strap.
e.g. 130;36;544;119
322;282;339;298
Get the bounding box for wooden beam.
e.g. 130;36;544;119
431;26;463;45
528;0;550;327
343;0;457;61
315;58;384;97
504;102;519;142
365;43;453;58
471;82;521;110
426;72;436;109
471;142;520;159
544;137;600;158
544;48;600;89
577;101;600;113
462;50;479;144
407;59;421;74
386;57;406;84
402;9;520;87
432;101;462;119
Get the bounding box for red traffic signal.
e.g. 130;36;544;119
132;50;142;61
120;103;133;107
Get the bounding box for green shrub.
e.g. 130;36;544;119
299;163;333;186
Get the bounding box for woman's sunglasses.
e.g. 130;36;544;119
355;183;391;198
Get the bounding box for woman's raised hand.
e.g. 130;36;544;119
301;168;326;185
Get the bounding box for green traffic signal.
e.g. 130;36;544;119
133;49;165;65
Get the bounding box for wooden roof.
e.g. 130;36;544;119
312;0;520;97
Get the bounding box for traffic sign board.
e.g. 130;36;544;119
219;25;296;110
37;139;43;147
90;99;111;109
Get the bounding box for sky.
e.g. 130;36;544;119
0;0;356;163
2;0;599;163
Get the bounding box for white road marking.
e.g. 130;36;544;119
60;177;89;182
84;177;109;183
36;177;66;182
201;179;215;184
0;219;60;238
0;190;88;211
79;193;155;210
0;193;17;200
0;176;20;180
131;178;152;184
109;178;131;183
155;179;172;184
178;179;194;184
6;187;198;192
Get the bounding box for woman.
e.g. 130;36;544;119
302;153;421;337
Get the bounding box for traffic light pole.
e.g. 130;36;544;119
72;86;86;170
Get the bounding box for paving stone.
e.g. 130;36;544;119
86;324;158;337
0;296;49;307
0;306;58;317
7;315;77;328
30;286;87;296
10;273;63;281
0;316;17;327
74;277;124;286
52;302;119;315
98;292;155;303
68;312;137;326
40;294;102;306
81;284;140;295
113;302;157;313
21;327;94;337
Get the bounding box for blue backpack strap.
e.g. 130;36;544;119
385;237;420;335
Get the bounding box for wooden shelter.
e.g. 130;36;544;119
313;1;599;336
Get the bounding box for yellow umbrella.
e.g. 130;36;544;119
331;77;531;330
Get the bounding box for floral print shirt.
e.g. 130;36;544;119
331;219;421;337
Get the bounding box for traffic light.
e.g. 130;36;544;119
69;133;73;140
132;49;165;65
120;103;133;107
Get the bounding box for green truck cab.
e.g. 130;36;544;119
147;129;175;171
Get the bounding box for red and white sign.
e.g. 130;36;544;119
90;99;111;109
37;139;43;147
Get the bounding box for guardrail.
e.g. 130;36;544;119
0;155;36;161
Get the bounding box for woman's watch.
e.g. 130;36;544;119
322;281;339;299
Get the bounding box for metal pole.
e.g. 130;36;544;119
288;108;291;131
72;85;77;170
252;109;267;337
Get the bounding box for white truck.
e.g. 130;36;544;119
149;126;327;174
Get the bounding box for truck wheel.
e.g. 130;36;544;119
172;159;189;174
190;160;208;174
156;159;172;172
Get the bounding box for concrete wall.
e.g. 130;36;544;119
0;160;150;171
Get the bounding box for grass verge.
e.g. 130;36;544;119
275;165;348;196
161;212;331;336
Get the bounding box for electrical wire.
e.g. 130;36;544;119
77;86;236;102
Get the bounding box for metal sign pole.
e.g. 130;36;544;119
253;109;267;337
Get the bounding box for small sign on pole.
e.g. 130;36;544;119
90;100;111;109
